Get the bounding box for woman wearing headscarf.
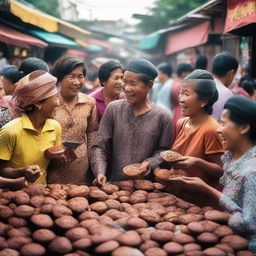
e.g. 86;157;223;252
47;56;98;184
89;60;125;123
0;57;49;127
166;69;224;207
169;96;256;252
91;59;173;185
0;70;61;188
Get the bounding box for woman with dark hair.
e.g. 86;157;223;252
48;56;98;184
169;96;256;252
0;58;49;127
167;69;224;207
89;60;124;123
91;59;173;185
0;70;61;188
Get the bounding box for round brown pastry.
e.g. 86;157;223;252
160;150;183;162
45;146;65;159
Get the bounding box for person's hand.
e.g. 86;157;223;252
168;176;208;191
138;161;151;176
172;156;198;170
93;173;107;186
21;165;41;182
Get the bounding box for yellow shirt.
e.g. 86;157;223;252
0;114;62;184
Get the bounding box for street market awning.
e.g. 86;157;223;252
29;30;78;47
165;21;210;55
0;24;48;48
10;0;90;40
140;32;161;50
224;0;256;33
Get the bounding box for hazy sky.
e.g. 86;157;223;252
76;0;155;23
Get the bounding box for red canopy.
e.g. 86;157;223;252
0;24;48;48
165;21;210;55
224;0;256;33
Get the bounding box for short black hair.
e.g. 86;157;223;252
176;63;194;77
195;55;208;70
212;52;238;77
98;60;123;86
240;78;255;96
157;63;172;77
52;55;86;82
1;65;23;83
20;57;49;75
184;69;218;115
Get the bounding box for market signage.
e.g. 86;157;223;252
224;0;256;32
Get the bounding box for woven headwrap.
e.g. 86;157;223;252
11;71;57;118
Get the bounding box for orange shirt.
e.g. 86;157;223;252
171;116;224;207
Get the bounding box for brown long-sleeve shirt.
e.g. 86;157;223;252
90;99;173;181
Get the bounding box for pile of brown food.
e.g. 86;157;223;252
0;180;253;256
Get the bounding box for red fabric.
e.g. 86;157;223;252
0;24;47;48
165;21;210;55
224;0;256;33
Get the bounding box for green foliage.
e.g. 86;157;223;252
24;0;60;18
136;0;207;34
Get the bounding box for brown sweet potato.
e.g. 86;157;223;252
1;191;15;201
139;240;160;252
49;189;67;200
32;229;56;243
52;204;72;218
43;196;56;205
116;230;142;247
215;243;234;253
155;222;175;231
145;247;167;256
100;184;119;194
48;237;73;253
221;235;248;250
147;202;166;216
126;217;148;229
172;233;195;244
0;248;19;256
8;217;27;228
196;232;219;244
184;243;202;252
14;205;34;218
25;184;45;196
7;228;29;237
112;246;144;256
78;211;99;221
163;241;184;254
213;225;234;237
178;214;203;224
89;190;108;201
90;202;108;214
68;197;89;213
55;216;78;229
204;210;231;223
150;230;173;243
203;247;226;256
65;227;88;241
130;190;148;204
20;243;46;256
67;185;89;198
134;180;155;191
30;214;53;228
163;212;179;223
14;191;30;205
140;209;161;223
79;219;99;229
104;209;126;220
29;196;44;208
0;222;8;236
7;236;32;249
40;204;54;214
98;215;115;226
91;227;121;244
73;238;92;250
0;206;13;219
187;206;202;214
118;196;130;202
153;182;165;190
94;240;119;254
105;199;121;210
236;251;254;256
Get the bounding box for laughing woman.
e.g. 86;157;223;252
168;69;224;207
89;60;125;123
48;56;98;184
170;96;256;252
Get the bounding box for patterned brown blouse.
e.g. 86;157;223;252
47;92;98;184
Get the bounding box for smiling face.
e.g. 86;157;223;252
60;66;85;98
179;81;206;117
217;109;248;151
104;68;123;95
122;71;151;105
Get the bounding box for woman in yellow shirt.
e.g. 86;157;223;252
0;70;61;188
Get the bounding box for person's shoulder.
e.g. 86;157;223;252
241;159;256;178
202;116;220;134
108;99;127;108
79;92;96;105
0;117;22;136
48;118;61;128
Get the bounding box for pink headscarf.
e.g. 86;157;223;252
11;71;57;118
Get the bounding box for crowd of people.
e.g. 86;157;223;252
0;52;256;251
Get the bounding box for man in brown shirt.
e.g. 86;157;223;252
90;59;173;184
